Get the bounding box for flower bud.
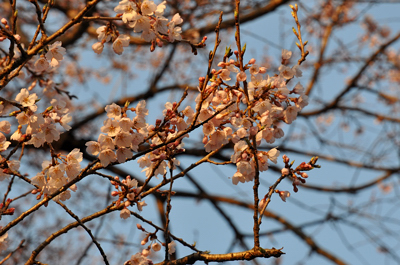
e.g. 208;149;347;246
142;248;150;257
152;242;161;251
301;172;308;178
92;42;104;54
258;198;267;210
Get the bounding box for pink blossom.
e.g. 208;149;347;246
101;119;120;137
112;35;130;55
96;26;111;42
92;42;104;54
15;88;38;108
137;200;147;211
0;121;10;134
99;149;117;166
86;141;100;155
60;114;72;130
34;56;50;72
249;64;259;75
120;208;130;219
282;49;292;59
279;65;295;79
278;190;290;202
281;168;289;175
248;74;267;90
267;148;280;164
67;148;83;163
284;105;299;124
154;16;168;34
292;65;302;77
168;23;182;42
202;121;215;136
116;147;133;163
258;198;267;210
45;41;66;67
152;242;161;252
141;0;157;16
171;13;183;25
236;71;247;82
42;123;60;143
66;162;81;179
155;1;167;16
168;241;176;254
114;131;132;148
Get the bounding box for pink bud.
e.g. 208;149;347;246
301;172;308;178
281;168;289;175
1;18;7;25
248;58;256;64
142;249;150;256
152;242;161;251
278;190;290;202
259;67;267;74
258;198;267;210
124;201;130;207
111;191;119;197
137;224;143;230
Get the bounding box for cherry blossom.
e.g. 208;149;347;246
141;0;157;16
45;41;66;67
112;35;130;55
92;42;104;54
15;88;38;111
34;56;50;72
282;49;292;59
120;208;131;219
96;26;111;42
168;241;176;254
0;133;11;152
278;190;291;202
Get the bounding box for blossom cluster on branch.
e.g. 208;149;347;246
0;1;321;264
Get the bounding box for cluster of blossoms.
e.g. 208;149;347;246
0;155;20;181
111;175;147;218
136;101;190;178
85;101;149;167
281;155;320;193
33;41;66;72
194;49;308;185
10;89;72;148
93;0;184;54
0;90;72;181
0;18;21;42
124;223;176;265
31;148;83;201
